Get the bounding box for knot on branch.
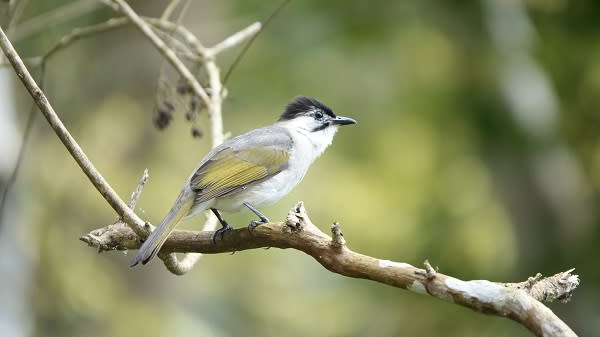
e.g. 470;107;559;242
80;222;139;252
285;201;308;232
511;268;580;303
330;222;346;247
531;269;580;303
414;259;437;280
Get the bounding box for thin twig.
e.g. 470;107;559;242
221;0;291;87
210;22;261;56
145;17;208;54
10;0;103;42
43;17;130;61
19;16;202;65
203;58;223;145
160;0;181;21
153;27;198;61
6;0;29;37
127;169;148;210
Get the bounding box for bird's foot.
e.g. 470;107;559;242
243;202;270;232
212;224;233;244
248;218;269;232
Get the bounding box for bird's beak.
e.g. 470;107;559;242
331;116;357;126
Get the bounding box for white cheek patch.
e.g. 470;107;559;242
280;115;315;130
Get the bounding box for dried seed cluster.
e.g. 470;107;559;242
153;77;206;137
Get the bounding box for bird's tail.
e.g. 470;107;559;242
130;188;195;267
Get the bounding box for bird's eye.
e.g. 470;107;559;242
314;110;324;120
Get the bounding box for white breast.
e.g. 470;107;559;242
212;124;337;213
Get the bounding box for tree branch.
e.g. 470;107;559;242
81;201;579;337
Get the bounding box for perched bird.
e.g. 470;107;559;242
131;96;356;266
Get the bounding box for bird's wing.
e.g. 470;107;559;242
190;127;293;204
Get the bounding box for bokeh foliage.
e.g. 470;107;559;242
1;0;599;336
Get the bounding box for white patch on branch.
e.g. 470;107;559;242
408;280;427;295
378;259;411;269
446;278;534;312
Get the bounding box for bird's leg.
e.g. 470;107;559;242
243;202;270;231
211;208;233;243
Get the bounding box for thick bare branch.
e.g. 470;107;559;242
81;202;579;337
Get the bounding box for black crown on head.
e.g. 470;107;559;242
279;96;335;121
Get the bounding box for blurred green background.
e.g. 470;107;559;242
0;0;599;336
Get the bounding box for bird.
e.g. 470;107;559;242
130;96;356;266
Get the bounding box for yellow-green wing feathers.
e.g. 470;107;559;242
191;146;290;204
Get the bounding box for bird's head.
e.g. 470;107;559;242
277;96;356;136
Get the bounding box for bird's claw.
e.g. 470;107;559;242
248;218;269;232
212;224;233;244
